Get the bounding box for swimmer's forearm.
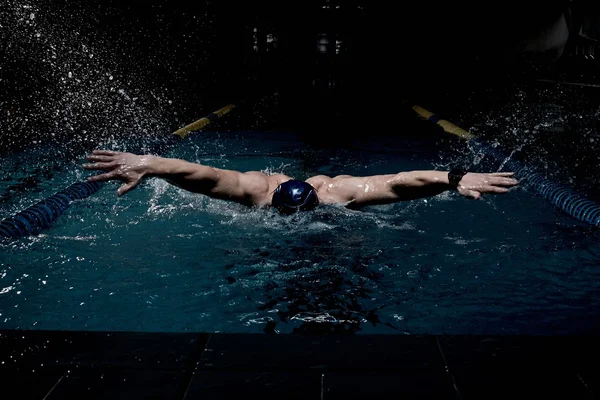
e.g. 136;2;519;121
144;156;220;192
388;171;451;199
393;171;450;188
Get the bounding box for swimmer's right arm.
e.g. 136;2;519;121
83;150;270;206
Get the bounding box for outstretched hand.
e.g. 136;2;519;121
83;150;154;196
457;172;519;199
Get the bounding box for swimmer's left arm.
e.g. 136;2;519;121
328;171;518;206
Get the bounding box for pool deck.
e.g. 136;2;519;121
0;330;597;399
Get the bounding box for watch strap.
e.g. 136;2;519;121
448;168;467;188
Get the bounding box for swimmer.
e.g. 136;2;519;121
83;150;519;213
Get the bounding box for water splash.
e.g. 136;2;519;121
1;0;173;156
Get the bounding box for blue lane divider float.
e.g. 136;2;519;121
412;104;600;227
0;181;102;238
0;104;235;238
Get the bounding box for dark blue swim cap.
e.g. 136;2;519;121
272;180;319;214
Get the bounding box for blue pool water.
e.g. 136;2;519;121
1;129;600;335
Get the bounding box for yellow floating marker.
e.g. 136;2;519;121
171;104;236;139
412;105;476;140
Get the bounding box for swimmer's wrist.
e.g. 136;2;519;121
139;155;162;177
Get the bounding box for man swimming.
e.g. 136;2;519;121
82;150;519;213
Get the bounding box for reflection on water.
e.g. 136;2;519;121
228;222;406;334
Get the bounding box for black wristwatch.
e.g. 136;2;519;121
448;168;467;189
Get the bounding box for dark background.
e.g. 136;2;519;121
1;0;598;152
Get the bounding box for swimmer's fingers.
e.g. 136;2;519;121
483;186;510;194
92;150;121;156
86;155;114;162
117;182;138;197
87;171;118;183
82;161;116;171
462;189;482;200
490;176;519;187
490;172;515;177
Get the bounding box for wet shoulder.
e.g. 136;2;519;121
305;175;332;190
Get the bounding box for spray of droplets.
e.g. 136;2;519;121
429;81;600;199
0;0;180;158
